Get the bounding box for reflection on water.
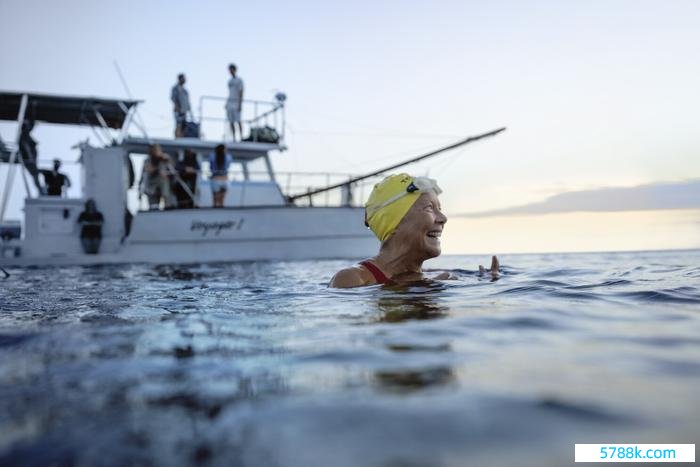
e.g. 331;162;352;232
151;264;207;281
376;284;449;322
375;367;455;392
1;250;700;466
372;286;457;393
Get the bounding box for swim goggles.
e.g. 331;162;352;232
365;176;442;223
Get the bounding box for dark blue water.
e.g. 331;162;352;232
1;250;699;466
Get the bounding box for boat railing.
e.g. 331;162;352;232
136;168;382;210
197;94;285;143
203;168;382;207
227;170;381;207
282;172;383;207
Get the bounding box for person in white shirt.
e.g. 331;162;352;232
225;63;244;141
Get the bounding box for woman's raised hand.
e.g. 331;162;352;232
478;256;500;280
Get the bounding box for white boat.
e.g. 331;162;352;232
0;91;504;266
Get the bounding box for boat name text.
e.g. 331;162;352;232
191;219;245;236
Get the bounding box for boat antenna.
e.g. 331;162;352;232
287;126;506;201
0;266;9;278
114;61;135;100
113;60;151;142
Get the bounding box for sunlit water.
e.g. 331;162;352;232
1;250;699;466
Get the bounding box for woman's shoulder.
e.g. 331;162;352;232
329;264;375;288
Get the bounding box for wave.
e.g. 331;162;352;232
617;289;700;304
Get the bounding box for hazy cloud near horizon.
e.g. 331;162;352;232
454;180;700;217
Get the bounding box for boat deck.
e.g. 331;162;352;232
121;137;286;161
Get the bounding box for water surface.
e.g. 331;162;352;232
1;250;699;466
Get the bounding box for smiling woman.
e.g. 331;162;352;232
329;173;499;288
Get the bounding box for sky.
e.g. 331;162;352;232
1;0;699;254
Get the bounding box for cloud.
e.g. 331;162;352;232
454;180;700;218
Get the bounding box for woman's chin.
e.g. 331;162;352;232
423;242;442;259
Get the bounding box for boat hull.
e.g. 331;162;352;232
0;206;378;266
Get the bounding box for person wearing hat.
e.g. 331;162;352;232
329;173;499;288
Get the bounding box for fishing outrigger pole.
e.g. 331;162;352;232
287;127;506;203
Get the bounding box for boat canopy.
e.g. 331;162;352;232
0;92;140;129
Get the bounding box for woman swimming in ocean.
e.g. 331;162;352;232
330;173;499;288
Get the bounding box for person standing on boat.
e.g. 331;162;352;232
171;73;191;138
174;150;199;209
141;144;174;210
40;159;71;197
225;64;244;142
329;173;499;288
209;144;232;208
77;199;104;254
19;119;45;195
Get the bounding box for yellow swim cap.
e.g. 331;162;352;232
365;173;442;242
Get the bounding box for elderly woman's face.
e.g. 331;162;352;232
392;192;447;258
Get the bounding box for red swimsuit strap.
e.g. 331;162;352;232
359;260;390;284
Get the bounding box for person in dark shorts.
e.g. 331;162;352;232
77;199;104;254
174;150;199;208
171;73;191;138
41;159;71;196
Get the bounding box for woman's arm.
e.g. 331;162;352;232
431;271;458;280
424;256;500;280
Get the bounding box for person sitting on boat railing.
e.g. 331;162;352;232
77;199;104;254
209;144;232;208
329;173;499;288
141;144;174;210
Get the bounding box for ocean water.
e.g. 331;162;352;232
1;250;699;467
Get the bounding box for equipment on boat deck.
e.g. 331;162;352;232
182;120;200;138
244;126;280;144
